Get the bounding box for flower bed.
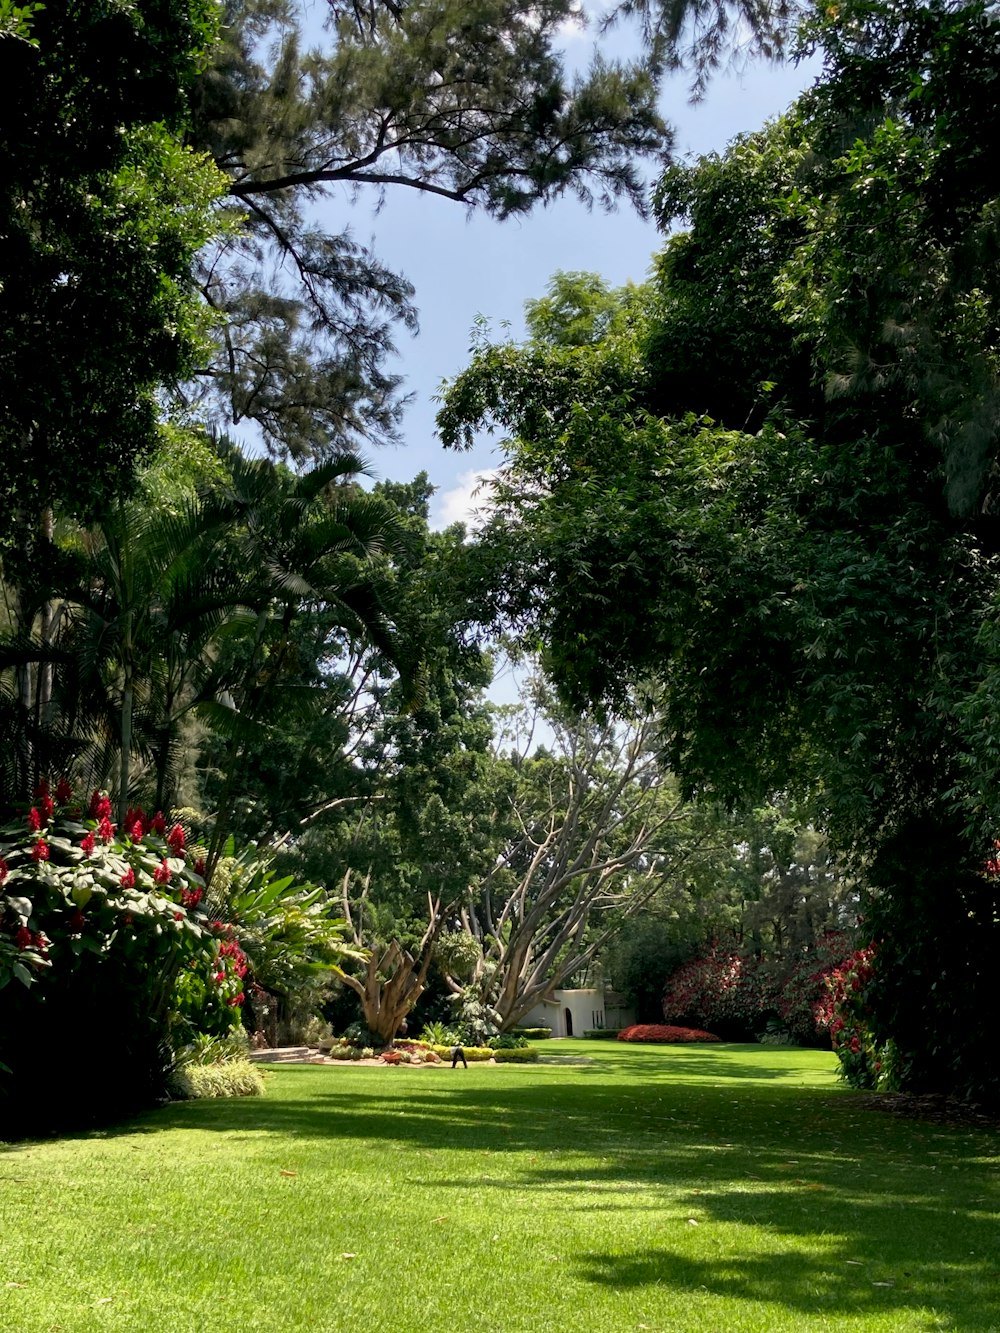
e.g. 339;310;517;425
617;1024;721;1044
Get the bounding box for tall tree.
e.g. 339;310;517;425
445;698;711;1030
183;0;672;459
438;0;1000;1102
0;0;225;523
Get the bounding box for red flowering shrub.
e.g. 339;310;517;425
0;784;240;1129
662;944;770;1039
774;931;854;1045
813;944;894;1090
618;1024;721;1043
662;932;856;1045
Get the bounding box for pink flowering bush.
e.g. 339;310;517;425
618;1024;721;1043
0;781;246;1130
662;944;769;1040
662;932;855;1045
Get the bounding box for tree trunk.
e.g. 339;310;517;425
339;920;442;1045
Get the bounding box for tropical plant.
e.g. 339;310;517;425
0;782;223;1130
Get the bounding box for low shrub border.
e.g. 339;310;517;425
492;1046;539;1063
618;1024;721;1043
583;1029;621;1039
430;1044;493;1062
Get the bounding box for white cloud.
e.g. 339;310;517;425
432;467;500;532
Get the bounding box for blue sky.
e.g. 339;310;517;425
309;33;820;528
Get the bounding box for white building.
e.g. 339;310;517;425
519;986;635;1037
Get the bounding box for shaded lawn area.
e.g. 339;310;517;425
2;1043;998;1332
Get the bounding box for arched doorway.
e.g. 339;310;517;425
564;1007;573;1037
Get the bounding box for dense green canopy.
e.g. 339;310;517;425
440;0;1000;1102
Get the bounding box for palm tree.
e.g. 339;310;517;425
0;439;410;852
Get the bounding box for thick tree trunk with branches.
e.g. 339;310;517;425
337;872;446;1044
445;710;708;1030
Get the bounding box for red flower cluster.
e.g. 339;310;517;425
167;824;185;856
813;945;876;1045
153;859;172;885
120;867;136;888
89;790;113;821
28;807;42;832
31;840;50;862
218;937;248;979
120;807;173;843
12;925;48;957
80;831;96;856
179;885;203;909
55;778;72;804
618;1024;722;1043
33;780;55;821
0;856;8;884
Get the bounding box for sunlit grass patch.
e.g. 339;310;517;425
2;1042;997;1331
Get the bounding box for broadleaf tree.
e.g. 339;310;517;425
439;0;1000;1103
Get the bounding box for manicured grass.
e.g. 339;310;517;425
2;1042;998;1332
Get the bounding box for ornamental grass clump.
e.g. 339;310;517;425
170;1059;264;1099
618;1023;721;1043
0;781;246;1132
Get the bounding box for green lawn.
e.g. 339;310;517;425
2;1042;998;1332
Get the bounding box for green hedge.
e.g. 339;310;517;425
430;1044;494;1062
583;1029;622;1039
492;1046;539;1063
511;1026;553;1040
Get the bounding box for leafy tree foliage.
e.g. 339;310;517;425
0;440;409;840
0;0;225;524
431;680;720;1031
440;0;1000;1102
186;0;671;459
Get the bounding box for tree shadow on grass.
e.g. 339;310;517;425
572;1242;998;1328
67;1064;1000;1328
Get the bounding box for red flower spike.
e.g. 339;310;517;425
15;925;32;950
55;778;72;804
193;858;206;877
31;840;50;862
129;819;143;843
0;857;7;885
153;859;171;885
28;807;42;832
167;823;185;856
33;779;49;800
151;811;166;836
97;816;115;844
41;794;55;820
89;790;112;820
80;832;95;857
120;867;136;889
